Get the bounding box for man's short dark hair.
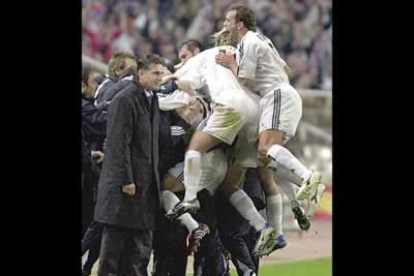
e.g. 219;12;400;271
228;4;257;32
179;39;203;53
137;54;165;71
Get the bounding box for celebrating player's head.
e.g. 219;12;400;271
178;39;203;63
213;29;237;47
224;4;256;40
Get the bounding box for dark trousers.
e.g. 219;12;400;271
215;192;258;276
82;220;103;274
82;173;96;236
220;231;257;276
244;228;261;275
192;190;227;276
98;225;152;276
193;229;227;276
152;214;188;276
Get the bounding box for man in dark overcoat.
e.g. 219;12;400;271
94;54;165;276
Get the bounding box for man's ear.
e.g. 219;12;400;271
194;48;200;55
137;69;143;79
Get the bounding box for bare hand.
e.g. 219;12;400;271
215;52;236;68
161;72;176;85
122;183;136;196
91;150;104;164
175;80;196;96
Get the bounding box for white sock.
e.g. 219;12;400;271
275;177;298;201
183;150;202;202
160;190;199;233
229;190;267;232
274;176;302;212
266;194;283;236
267;144;312;186
179;213;199;233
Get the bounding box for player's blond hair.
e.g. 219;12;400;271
213;29;237;47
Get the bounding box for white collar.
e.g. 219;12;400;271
144;89;153;97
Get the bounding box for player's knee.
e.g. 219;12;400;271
257;144;271;165
266;144;283;160
258;146;268;159
258;130;285;158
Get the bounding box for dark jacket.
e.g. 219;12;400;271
94;79;161;230
81;130;94;177
82;96;108;151
93;77;117;105
95;76;132;105
158;110;192;177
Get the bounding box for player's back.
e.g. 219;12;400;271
203;46;243;101
175;46;255;112
237;31;290;97
175;46;261;144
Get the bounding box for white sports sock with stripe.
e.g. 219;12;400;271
183;150;203;202
160;190;199;233
267;144;312;186
266;194;283;236
274;176;298;201
229;190;267;232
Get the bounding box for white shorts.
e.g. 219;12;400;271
259;84;302;144
226;134;260;168
167;149;228;196
198;104;245;145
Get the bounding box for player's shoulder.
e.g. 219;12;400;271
244;31;262;44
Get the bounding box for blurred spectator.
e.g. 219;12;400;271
83;0;332;90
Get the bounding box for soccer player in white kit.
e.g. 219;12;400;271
166;31;291;257
164;31;261;217
215;4;326;254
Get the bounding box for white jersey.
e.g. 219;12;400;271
174;46;261;143
174;46;259;119
237;31;290;98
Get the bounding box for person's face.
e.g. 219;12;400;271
223;10;239;39
179;44;197;63
82;72;97;99
138;63;164;91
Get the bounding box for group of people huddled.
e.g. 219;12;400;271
82;4;326;276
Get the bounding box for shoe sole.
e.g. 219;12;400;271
292;206;311;231
165;203;200;220
297;173;322;201
253;229;273;256
260;240;287;257
253;228;282;256
307;184;326;218
258;235;287;257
